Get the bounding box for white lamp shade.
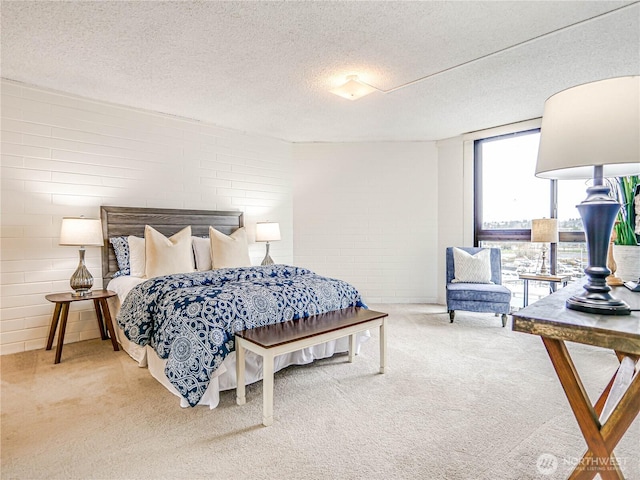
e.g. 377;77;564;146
536;76;640;180
59;217;104;246
531;218;559;243
255;222;281;242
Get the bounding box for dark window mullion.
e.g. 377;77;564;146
550;179;558;274
473;140;483;247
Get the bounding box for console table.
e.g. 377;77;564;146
512;283;639;479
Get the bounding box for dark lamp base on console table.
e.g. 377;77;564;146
568;181;631;316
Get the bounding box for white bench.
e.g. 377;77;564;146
235;307;388;426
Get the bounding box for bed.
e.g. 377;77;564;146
101;206;369;409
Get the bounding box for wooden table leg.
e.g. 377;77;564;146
54;302;70;364
542;337;633;480
46;302;63;351
594;373;618;418
93;299;107;340
98;298;119;351
594;353;640;417
575;364;640;479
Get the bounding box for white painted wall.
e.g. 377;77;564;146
0;79;293;355
435;137;467;305
293;142;438;304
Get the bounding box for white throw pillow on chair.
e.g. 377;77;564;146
452;248;493;284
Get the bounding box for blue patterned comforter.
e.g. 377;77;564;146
117;265;366;406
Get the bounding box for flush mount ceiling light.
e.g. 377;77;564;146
330;75;379;101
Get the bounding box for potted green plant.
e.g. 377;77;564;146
613;175;639;245
611;175;639;281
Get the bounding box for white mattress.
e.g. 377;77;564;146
107;276;370;409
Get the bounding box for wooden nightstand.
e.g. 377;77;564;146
45;289;120;364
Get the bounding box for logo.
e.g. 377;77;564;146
537;453;559;476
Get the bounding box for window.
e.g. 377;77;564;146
474;129;587;307
475;130;549;233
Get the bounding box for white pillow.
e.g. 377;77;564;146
209;226;251;269
192;236;212;271
145;225;195;278
127;235;146;278
452;248;493;284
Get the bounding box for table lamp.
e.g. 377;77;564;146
536;76;640;315
531;218;558;275
59;217;104;296
255;222;281;266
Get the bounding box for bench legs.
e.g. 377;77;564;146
262;353;275;427
350;319;387;372
236;320;387;427
380;318;387;374
236;338;246;406
235;338;275;427
348;334;356;362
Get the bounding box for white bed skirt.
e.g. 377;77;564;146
107;280;370;409
145;333;369;409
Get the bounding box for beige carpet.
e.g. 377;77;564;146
2;304;638;480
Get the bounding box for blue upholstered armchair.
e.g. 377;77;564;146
446;247;511;327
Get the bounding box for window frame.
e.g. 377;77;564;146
473;128;585;272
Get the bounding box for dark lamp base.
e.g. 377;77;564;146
566;295;631;315
568;171;631;316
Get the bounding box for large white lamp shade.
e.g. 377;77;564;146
536;76;639;180
535;76;640;315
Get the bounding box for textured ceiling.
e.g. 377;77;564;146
2;1;639;142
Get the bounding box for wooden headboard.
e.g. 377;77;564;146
100;206;244;287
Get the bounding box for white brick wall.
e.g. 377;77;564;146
435;137;468;305
1;79;497;355
0;79;293;355
292;142;438;303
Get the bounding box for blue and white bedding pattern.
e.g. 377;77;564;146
117;265;366;406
